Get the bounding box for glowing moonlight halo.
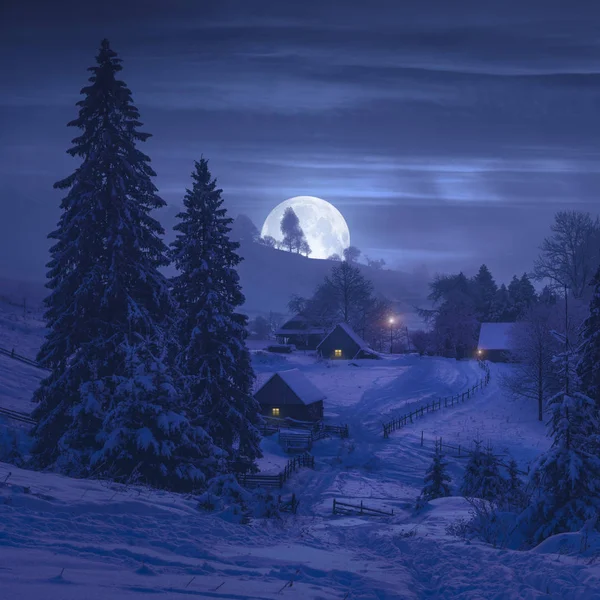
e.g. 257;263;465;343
261;196;350;259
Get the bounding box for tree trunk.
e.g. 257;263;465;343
538;352;543;422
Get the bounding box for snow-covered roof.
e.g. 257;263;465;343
274;327;326;335
277;314;325;334
317;322;370;352
337;322;369;349
268;368;326;405
478;322;515;350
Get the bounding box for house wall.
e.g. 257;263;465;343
259;400;323;421
318;327;361;360
477;349;510;362
275;333;323;350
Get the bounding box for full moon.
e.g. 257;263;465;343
261;196;350;259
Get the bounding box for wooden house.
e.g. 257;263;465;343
274;314;326;350
316;322;380;360
477;322;515;362
254;368;325;422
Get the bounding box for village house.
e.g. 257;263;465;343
317;322;380;360
477;322;515;362
254;368;325;422
274;313;326;350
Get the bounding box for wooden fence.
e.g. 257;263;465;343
238;452;315;489
0;346;49;372
278;493;299;514
382;361;491;438
431;436;529;476
263;417;349;438
332;498;394;517
279;431;312;452
0;406;35;426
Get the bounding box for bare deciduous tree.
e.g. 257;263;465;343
410;329;431;356
502;303;562;421
532;210;600;299
343;245;361;263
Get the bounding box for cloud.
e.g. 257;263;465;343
2;0;600;283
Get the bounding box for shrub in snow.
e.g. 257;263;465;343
171;158;263;474
464;498;519;549
197;474;280;523
418;443;451;505
91;343;223;492
31;39;175;472
522;391;600;544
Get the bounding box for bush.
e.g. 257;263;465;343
197;474;281;523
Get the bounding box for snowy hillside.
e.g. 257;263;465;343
235;240;429;324
2;313;600;599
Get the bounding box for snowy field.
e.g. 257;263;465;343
1;311;600;598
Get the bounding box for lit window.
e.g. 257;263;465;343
334;349;342;357
272;407;280;417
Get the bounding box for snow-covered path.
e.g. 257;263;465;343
2;460;598;600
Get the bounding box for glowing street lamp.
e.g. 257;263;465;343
389;317;395;353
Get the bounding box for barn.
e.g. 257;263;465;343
254;368;325;422
274;314;326;350
477;322;515;362
316;322;380;360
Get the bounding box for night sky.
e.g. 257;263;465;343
2;0;600;284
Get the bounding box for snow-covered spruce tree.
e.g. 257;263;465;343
461;440;505;501
577;266;600;406
91;339;223;491
31;39;175;473
420;442;451;501
171;158;262;474
479;446;506;502
524;391;600;543
502;458;527;510
460;440;506;502
461;439;485;498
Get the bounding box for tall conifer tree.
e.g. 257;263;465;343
577;266;600;406
32;40;175;472
171;159;263;474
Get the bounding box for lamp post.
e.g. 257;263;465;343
389;317;394;354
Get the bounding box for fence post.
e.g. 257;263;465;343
360;500;363;515
279;473;284;487
333;498;336;514
421;430;424;446
458;444;461;456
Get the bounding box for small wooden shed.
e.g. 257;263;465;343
317;322;379;360
254;368;325;422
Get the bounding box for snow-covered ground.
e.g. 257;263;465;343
2;313;600;599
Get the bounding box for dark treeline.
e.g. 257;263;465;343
418;267;551;359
